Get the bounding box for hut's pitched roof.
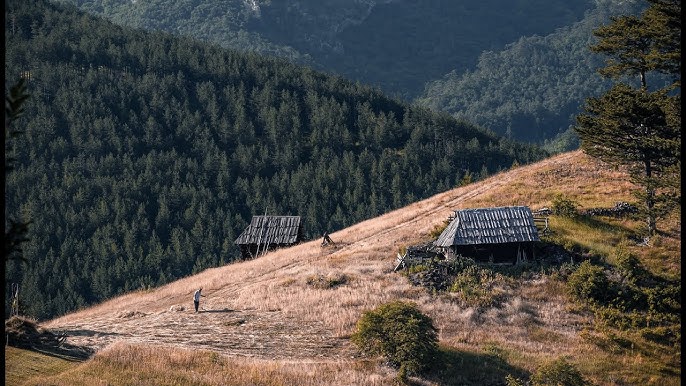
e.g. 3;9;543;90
234;216;302;245
434;206;539;247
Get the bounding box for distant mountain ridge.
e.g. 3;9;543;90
56;0;593;98
416;0;648;148
55;0;598;142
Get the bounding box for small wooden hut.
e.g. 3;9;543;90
433;206;540;264
234;215;303;259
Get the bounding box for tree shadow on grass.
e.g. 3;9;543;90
29;342;94;361
63;329;123;337
5;317;95;362
573;214;637;236
417;347;529;386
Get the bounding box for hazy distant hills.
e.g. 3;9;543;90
417;1;649;146
54;0;640;147
55;0;593;98
252;0;593;99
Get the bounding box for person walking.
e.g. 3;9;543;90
193;288;205;313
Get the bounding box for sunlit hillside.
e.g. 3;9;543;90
10;150;681;385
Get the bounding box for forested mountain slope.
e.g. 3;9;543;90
4;0;545;321
417;0;649;147
255;0;592;100
55;0;655;147
55;0;593;101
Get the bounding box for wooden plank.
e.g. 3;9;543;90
394;252;406;272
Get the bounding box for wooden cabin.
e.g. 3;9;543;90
234;215;303;259
433;206;540;264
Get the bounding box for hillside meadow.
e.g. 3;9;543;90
7;150;681;385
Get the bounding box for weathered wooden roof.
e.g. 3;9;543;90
434;206;539;247
234;216;302;245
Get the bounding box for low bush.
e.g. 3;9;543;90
566;260;610;304
551;194;579;217
550;262;578;281
305;273;348;289
407;264;429;275
450;265;508;308
530;357;586;386
566;245;682;332
643;283;681;315
351;301;439;379
611;244;645;285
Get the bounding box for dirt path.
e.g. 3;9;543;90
52;307;355;360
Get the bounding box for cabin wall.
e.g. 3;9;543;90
238;242;295;259
449;242;534;264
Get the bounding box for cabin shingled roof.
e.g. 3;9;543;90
234;215;301;245
434;206;540;247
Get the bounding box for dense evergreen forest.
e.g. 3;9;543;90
56;0;593;100
56;0;658;148
256;0;592;100
4;0;546;320
417;0;650;148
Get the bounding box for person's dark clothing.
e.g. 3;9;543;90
193;289;203;312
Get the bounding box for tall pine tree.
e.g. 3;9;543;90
5;79;32;264
575;0;680;236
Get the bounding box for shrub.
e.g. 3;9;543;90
566;260;610;304
592;305;635;330
551;194;579;217
644;284;681;315
550;262;577;281
611;244;645;285
505;374;526;386
305;273;348;289
450;265;505;308
531;357;587;386
639;325;681;346
407;264;429;275
351;301;439;378
448;256;477;274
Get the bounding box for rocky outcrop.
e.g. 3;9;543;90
583;202;638;217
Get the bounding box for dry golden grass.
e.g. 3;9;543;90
5;346;81;386
26;150;679;385
20;341;398;386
